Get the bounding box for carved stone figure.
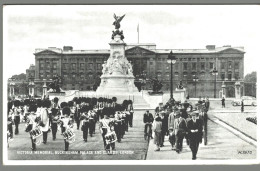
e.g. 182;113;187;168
113;13;125;30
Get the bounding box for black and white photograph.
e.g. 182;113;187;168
2;5;259;165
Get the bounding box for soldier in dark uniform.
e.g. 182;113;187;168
80;106;90;142
114;111;122;142
127;100;134;127
50;97;59;140
74;99;81;130
88;110;96;137
187;112;203;160
13;100;21;135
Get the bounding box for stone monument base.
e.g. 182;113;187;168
96;74;139;95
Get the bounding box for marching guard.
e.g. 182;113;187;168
40;99;51;144
127;100;134;127
99;113;116;154
60;107;75;151
80;106;90;142
13;100;21;135
25;104;41;151
114;111;122;142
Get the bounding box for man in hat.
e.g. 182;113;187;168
168;109;176;149
174;111;187;153
160;111;168;147
143;110;154;140
187;111;203;160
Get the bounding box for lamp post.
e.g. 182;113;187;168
167;51;176;100
211;67;218;98
193;75;199;98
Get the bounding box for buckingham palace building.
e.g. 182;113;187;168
28;43;244;98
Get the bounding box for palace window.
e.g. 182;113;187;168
80;63;85;69
88;63;93;70
40;64;44;69
175;64;179;70
72;63;76;70
221;62;225;69
192;63;196;70
221;72;225;80
228;61;232;69
46;63;50;69
183;63;188;71
97;63;102;70
235;62;239;69
235;72;239;80
53;63;57;69
209;62;214;70
228;72;232;80
201;62;205;70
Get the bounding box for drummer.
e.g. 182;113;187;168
61;107;73;151
26;104;38;151
99;113;116;154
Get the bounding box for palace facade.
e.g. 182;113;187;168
28;43;244;98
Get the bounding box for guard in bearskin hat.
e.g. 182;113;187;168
80;105;90;142
13;100;21;135
40;99;51;144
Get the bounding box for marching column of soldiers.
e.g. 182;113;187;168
146;97;209;160
7;97;135;154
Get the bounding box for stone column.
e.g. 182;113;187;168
9;83;15;97
235;81;241;99
221;81;226;98
42;79;47;97
29;81;35;97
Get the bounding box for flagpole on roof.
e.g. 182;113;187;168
137;23;139;44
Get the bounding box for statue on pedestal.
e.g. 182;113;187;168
177;80;184;89
111;14;126;40
47;75;63;93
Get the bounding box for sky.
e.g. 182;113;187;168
3;5;260;79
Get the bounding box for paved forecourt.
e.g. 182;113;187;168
8;110;148;160
146;119;256;160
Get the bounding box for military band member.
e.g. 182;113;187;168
126;100;134;128
88;110;96;137
26;104;38;150
13;100;21;135
99;114;116;153
80;106;90;142
40;100;51;144
74;99;81;130
7;111;14;140
60;107;74;151
97;99;104;120
114;111;122;142
187;112;203;160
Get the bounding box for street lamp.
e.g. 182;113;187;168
211;67;218;98
167;51;177;100
193;75;199;98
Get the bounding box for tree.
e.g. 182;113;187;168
244;71;257;97
244;71;257;83
11;73;26;80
